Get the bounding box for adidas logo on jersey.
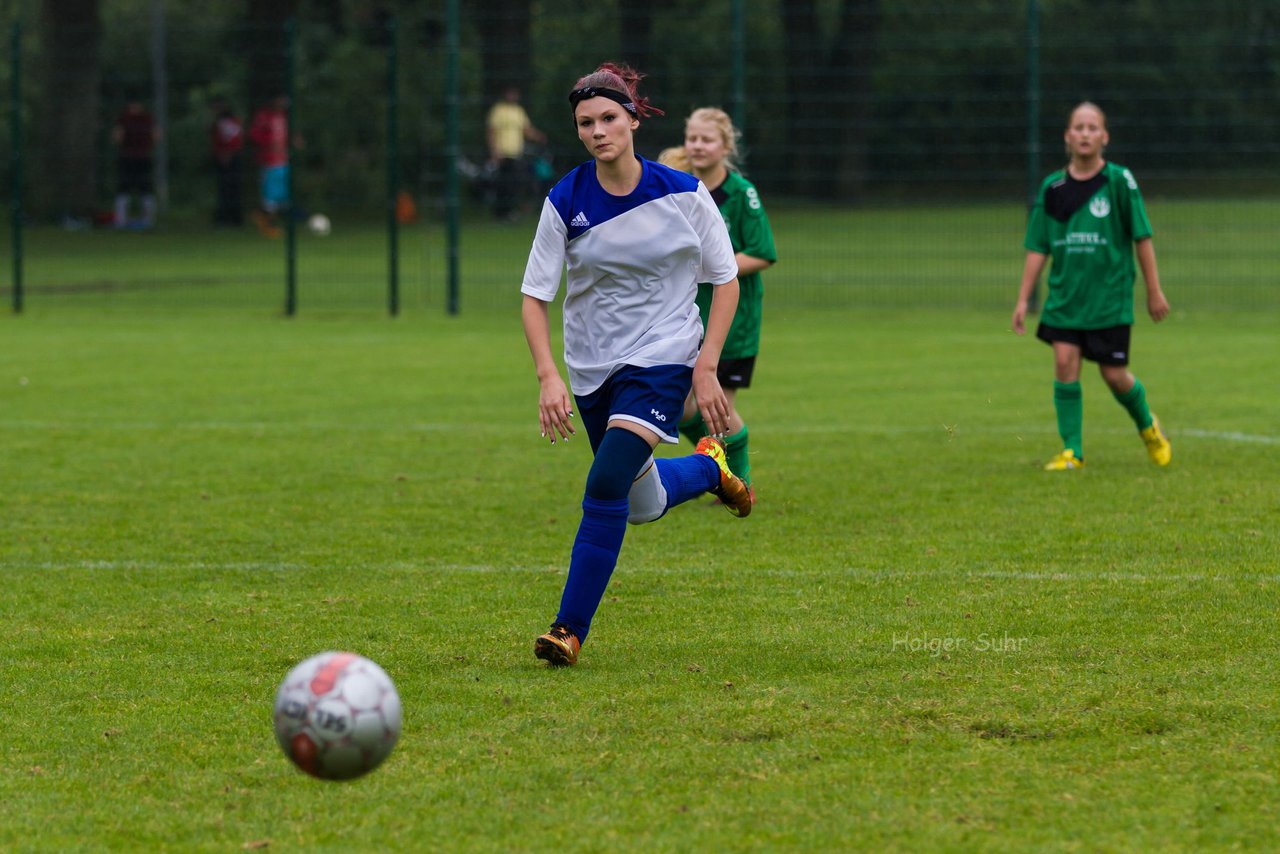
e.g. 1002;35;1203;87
570;212;590;228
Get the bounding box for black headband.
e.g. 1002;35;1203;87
568;86;637;117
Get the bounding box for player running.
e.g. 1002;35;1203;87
521;63;751;667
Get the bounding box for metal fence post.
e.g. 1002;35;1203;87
150;0;169;211
285;18;297;316
10;22;23;314
387;16;400;317
445;0;461;316
1025;0;1041;313
1026;0;1041;207
730;0;746;134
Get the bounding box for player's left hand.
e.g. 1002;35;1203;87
692;370;730;437
1011;300;1028;335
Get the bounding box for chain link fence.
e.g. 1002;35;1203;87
3;1;1278;314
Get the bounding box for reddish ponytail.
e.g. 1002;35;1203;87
571;62;664;119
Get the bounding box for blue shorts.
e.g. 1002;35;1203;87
575;364;692;453
260;165;289;210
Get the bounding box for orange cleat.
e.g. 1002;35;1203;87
695;436;752;517
534;623;581;666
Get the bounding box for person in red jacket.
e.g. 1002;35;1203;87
209;98;244;226
248;95;299;237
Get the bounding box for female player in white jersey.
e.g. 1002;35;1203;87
521;62;752;666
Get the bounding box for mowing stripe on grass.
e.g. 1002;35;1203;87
3;419;1278;445
7;560;1277;584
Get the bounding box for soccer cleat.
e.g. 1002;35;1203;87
1140;415;1172;466
711;484;756;508
253;209;282;239
695;436;752;517
534;623;580;667
1044;449;1085;471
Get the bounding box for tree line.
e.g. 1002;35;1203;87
7;0;1278;220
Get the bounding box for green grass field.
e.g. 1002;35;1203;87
2;201;1277;849
5;195;1278;314
2;291;1277;849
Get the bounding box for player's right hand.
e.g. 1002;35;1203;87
537;376;575;445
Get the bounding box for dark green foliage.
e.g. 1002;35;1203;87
3;1;1278;215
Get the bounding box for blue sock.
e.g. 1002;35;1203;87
556;496;629;642
555;428;653;642
654;454;719;509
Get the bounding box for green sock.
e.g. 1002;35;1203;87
678;412;707;446
723;425;750;485
1113;377;1153;431
1053;381;1084;459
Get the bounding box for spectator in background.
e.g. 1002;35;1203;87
486;85;545;221
209;98;244;226
112;98;161;230
249;94;300;238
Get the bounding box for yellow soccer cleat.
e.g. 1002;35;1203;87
534;623;581;667
1044;449;1085;471
1140;415;1172;466
695;436;753;517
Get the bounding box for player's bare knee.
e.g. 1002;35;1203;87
1100;366;1133;393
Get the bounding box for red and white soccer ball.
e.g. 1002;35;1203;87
273;651;402;781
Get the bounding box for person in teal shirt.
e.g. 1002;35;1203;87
1013;101;1172;470
667;107;778;501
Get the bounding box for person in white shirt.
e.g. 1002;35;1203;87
521;62;752;667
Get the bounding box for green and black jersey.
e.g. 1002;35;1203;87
1025;161;1153;329
695;170;777;359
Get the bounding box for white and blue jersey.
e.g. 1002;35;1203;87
521;157;738;397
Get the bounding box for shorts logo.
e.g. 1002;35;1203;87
1089;196;1111;218
1112;351;1126;359
649;409;667;422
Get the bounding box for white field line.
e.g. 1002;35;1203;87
2;420;1278;445
4;561;1277;584
1179;428;1280;445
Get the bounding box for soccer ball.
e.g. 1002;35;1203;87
307;213;331;236
273;651;401;781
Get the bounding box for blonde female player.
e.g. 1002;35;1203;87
673;108;777;500
521;64;752;666
1012;101;1172;470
